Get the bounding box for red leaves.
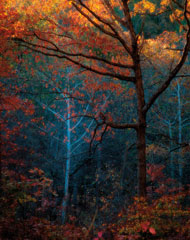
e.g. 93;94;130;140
35;55;41;63
0;96;22;111
98;231;103;238
147;164;165;182
29;167;44;175
48;64;53;70
0;96;35;115
140;221;150;232
93;231;103;240
149;227;156;235
140;221;156;235
23;101;35;115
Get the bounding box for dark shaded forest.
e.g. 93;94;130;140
1;0;190;239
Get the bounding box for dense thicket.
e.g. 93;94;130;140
1;0;190;239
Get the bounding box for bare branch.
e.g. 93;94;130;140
73;1;133;56
144;27;190;113
77;0;115;29
103;0;128;27
184;0;190;27
33;31;59;50
93;124;108;153
121;0;137;45
89;122;103;155
170;0;188;31
17;34;134;69
17;42;136;82
106;121;138;129
72;3;116;38
175;74;190;78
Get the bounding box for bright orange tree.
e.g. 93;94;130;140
5;0;190;197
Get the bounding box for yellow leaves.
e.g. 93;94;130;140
143;0;155;13
134;0;156;15
5;0;71;35
13;20;25;33
160;0;170;7
7;0;68;16
141;31;181;66
70;0;108;28
169;9;184;23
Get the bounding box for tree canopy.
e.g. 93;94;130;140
1;0;190;239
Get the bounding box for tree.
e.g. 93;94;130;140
149;76;190;182
9;0;190;197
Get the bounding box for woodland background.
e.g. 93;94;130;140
0;0;190;239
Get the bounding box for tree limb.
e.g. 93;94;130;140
144;24;190;113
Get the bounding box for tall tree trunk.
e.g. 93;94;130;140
135;54;147;198
137;122;146;197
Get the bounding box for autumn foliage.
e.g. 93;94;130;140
1;0;190;239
